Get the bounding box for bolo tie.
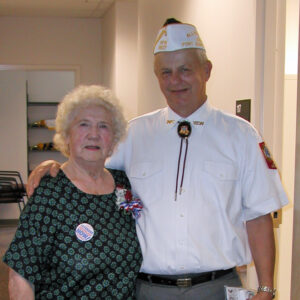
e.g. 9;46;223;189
175;121;192;201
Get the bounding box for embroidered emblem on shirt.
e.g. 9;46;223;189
193;121;204;126
259;142;277;169
167;120;175;124
167;120;204;125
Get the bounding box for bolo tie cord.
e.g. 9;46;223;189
175;137;189;201
175;121;191;201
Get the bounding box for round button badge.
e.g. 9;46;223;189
75;223;94;242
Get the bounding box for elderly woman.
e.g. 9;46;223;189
3;85;143;299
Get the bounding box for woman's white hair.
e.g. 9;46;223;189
53;85;127;157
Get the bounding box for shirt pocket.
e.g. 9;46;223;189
203;161;238;181
129;161;162;179
128;162;163;205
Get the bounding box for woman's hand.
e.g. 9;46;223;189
26;160;61;197
8;268;34;300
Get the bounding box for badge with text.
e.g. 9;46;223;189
259;142;277;169
75;223;94;242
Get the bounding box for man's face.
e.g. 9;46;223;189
154;48;212;117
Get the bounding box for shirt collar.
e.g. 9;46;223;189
164;100;212;129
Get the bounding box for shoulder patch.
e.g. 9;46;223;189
259;142;277;169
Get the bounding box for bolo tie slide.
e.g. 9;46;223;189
175;121;191;201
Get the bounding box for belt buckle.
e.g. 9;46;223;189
176;278;192;287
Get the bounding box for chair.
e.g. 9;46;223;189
0;171;27;212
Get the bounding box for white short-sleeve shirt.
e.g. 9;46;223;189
107;101;288;275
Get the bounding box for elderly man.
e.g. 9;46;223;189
27;19;287;300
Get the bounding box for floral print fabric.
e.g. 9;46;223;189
3;169;142;299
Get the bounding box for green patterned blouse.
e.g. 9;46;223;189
3;169;142;299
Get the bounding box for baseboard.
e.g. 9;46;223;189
0;219;18;227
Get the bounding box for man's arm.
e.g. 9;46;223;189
26;160;61;197
246;213;275;300
8;268;34;300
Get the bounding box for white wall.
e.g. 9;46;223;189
102;3;117;90
102;1;138;121
0;17;102;84
115;0;138;120
285;0;299;74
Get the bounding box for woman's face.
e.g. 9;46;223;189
66;105;114;164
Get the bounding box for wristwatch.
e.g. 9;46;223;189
257;286;276;298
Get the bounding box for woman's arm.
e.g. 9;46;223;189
8;268;34;300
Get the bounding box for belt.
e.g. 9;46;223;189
137;268;234;288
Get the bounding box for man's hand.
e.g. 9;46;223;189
26;160;61;197
246;214;275;300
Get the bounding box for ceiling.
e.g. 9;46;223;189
0;0;116;18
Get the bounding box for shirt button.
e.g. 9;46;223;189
142;172;146;176
180;214;184;218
